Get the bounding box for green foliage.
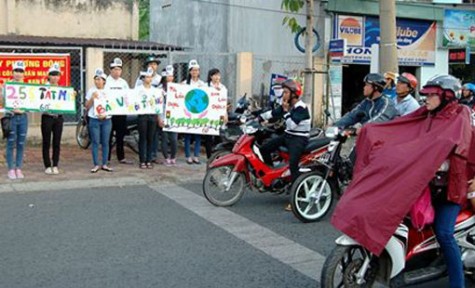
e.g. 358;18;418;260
281;0;304;33
139;0;150;40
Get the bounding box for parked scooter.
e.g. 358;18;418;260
76;111;139;154
202;118;327;206
321;208;475;287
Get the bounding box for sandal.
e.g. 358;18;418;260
193;158;201;164
140;163;147;169
101;165;114;172
186;158;193;165
90;166;100;173
146;163;153;169
119;159;133;165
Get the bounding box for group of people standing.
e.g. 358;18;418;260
85;56;227;172
1;56;227;178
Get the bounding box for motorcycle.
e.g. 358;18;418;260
321;208;475;287
76;111;139;154
202;119;328;207
289;126;355;223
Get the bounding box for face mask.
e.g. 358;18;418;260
274;88;283;98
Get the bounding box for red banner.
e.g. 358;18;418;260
0;53;71;86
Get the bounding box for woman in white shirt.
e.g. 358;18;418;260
84;68;113;173
204;68;227;159
182;59;206;164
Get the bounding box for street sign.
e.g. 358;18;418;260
329;39;347;59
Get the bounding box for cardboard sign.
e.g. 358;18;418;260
0;53;71;86
93;87;164;116
163;83;227;136
3;82;76;114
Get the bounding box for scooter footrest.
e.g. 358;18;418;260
404;266;445;285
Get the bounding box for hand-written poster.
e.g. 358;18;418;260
163;83;227;136
93;87;164;116
3;82;76;114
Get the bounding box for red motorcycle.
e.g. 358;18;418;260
202;119;329;206
321;209;475;287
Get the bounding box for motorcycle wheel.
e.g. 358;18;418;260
321;245;378;288
203;165;245;206
206;150;231;170
290;171;335;223
76;119;90;149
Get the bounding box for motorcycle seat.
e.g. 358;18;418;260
278;137;332;154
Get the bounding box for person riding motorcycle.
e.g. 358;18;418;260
259;79;311;189
394;72;420;116
335;73;398;134
459;83;475;107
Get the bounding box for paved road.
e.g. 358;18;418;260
0;178;471;287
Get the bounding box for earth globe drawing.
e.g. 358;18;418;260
185;89;209;114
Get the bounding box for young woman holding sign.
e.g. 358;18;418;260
204;68;227;159
41;63;64;175
160;65;178;166
5;61;28;180
182;59;206;165
137;68;163;169
85;68;113;173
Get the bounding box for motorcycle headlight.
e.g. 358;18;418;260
240;115;247;124
325;127;339;139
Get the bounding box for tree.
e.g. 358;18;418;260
139;0;150;40
281;0;304;33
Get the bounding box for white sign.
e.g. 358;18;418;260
93;87;163;116
163;83;227;136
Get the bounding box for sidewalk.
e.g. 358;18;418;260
0;143;207;187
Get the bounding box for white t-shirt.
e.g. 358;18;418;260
85;87;111;119
135;85;163;117
105;76;129;90
182;79;206;88
134;74;162;88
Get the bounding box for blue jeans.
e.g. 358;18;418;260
89;118;112;166
184;134;201;158
434;202;464;288
162;131;178;159
6;114;28;170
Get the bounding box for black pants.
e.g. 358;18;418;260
138;114;157;163
41;114;64;168
203;135;218;159
109;115;127;161
261;134;308;183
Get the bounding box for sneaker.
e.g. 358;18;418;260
16;169;24;179
7;169;16;180
52;167;59;175
45;167;53;175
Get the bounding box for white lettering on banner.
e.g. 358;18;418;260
4;82;76;114
162;83;228;136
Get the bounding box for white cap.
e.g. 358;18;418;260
12;61;25;72
94;68;107;80
161;70;167;77
48;63;61;75
165;65;174;76
110;57;123;68
140;67;154;78
188;59;200;70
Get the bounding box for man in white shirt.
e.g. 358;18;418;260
105;58;132;164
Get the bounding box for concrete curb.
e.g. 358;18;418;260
0;177;147;193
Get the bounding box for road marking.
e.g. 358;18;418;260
151;185;326;282
0;177;147;193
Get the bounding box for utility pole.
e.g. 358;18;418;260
379;0;398;74
304;0;314;107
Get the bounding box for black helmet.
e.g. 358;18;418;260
281;79;302;97
364;73;386;92
419;74;461;99
145;55;161;65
